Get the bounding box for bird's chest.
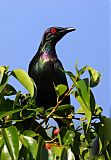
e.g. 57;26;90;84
34;58;55;81
35;52;55;73
30;52;57;86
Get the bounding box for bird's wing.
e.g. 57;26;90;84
53;59;69;87
53;59;70;104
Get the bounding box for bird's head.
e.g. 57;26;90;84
41;27;76;46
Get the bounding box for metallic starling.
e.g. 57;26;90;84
28;27;75;127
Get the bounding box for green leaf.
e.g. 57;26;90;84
0;66;5;83
0;99;13;112
67;148;75;160
77;106;84;114
90;90;96;113
65;71;75;82
0;136;4;149
1;84;17;96
20;135;38;160
61;147;75;160
76;79;90;109
80;147;89;159
45;104;74;120
106;140;111;158
54;84;67;98
0;74;9;93
0;109;21;120
73;79;93;128
94;105;103;116
88;66;101;87
54;104;74;117
2;126;19;160
61;147;68;160
46;104;74;113
75;61;87;77
11;69;34;97
97;154;105;160
78;65;88;76
75;60;79;74
1;145;12;160
23;130;37;138
63;130;75;146
99;117;111;152
0;99;21;120
36;135;45;160
0;93;5;103
74;91;91;128
46;143;63;159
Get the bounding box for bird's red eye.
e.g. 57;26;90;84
50;28;57;34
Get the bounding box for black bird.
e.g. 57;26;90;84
28;27;75;127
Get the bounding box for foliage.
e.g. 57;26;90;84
0;64;110;160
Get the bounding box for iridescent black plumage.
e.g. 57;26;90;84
28;27;75;126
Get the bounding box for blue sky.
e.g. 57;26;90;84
0;1;110;117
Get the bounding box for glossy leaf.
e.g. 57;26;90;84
48;144;62;159
2;126;19;160
63;130;75;146
1;145;12;160
0;136;4;149
74;79;92;127
99;117;111;152
46;104;74;113
80;147;89;159
67;148;75;160
88;66;101;87
46;104;74;115
97;154;105;160
0;99;22;120
61;147;75;160
11;69;34;97
0;74;9;93
56;104;74;111
36;135;45;160
20;135;38;160
55;84;67;98
94;105;103;116
106;140;111;158
23;130;37;138
90;90;96;113
0;108;21;120
77;106;84;114
61;148;68;160
74;90;91;128
0;66;5;83
65;71;75;82
0;93;5;103
76;79;90;109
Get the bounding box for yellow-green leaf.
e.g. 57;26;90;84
55;84;67;97
88;66;101;87
2;126;19;160
0;66;5;83
11;69;34;97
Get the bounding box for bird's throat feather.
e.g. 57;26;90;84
40;52;50;62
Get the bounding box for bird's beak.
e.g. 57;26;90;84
65;27;76;32
59;27;76;34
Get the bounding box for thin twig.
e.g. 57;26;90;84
34;82;76;132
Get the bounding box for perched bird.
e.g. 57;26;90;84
28;27;75;127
